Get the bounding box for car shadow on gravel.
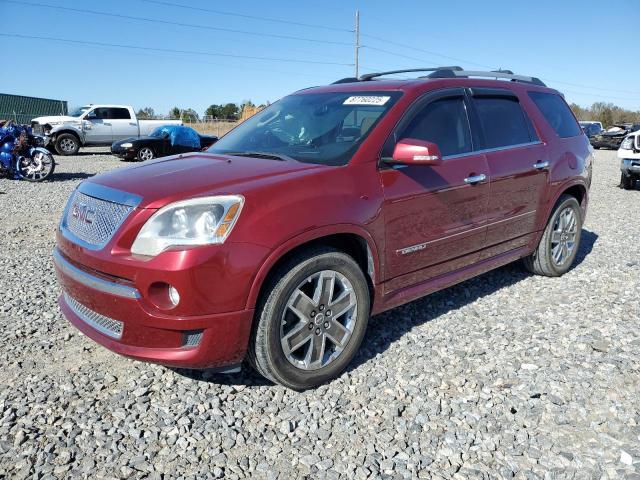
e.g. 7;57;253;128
54;172;95;181
173;229;598;388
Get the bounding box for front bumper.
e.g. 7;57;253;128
110;145;135;158
621;158;640;176
53;246;258;369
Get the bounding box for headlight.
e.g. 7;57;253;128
120;143;133;148
620;136;634;150
131;195;244;256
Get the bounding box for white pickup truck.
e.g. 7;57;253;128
31;105;182;155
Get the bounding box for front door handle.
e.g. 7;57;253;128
533;161;550;170
464;173;486;185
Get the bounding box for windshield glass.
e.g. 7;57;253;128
70;107;91;117
149;127;170;138
208;91;402;166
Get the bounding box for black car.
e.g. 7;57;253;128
591;123;640;149
111;125;218;161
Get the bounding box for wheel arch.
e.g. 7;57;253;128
245;226;381;311
54;129;83;144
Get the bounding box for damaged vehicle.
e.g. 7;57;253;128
111;125;217;161
619;131;640;190
591;123;640;149
31;105;182;156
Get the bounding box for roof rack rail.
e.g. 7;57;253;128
332;66;463;84
332;67;546;87
426;68;546;86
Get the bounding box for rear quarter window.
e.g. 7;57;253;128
528;92;581;138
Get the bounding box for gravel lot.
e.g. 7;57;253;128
0;148;638;479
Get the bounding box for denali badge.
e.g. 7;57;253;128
71;202;96;225
397;242;428;255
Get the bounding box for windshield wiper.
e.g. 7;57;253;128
226;151;292;161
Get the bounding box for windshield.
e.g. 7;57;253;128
149;127;170;138
208;91;402;166
69;106;91;117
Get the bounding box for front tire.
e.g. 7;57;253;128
524;195;582;277
16;150;55;182
249;247;370;390
621;173;636;190
55;133;80;156
137;147;155;161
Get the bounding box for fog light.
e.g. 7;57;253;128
168;286;180;306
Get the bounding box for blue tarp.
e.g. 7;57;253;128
152;125;200;149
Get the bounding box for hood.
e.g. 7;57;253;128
31;115;80;124
85;152;325;209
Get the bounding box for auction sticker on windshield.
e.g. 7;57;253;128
343;96;391;106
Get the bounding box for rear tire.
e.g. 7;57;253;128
248;247;370;390
621;173;636;190
55;133;80;156
524;195;582;277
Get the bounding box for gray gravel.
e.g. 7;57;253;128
0;148;638;479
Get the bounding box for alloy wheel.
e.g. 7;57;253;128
280;270;357;371
138;148;154;161
550;206;577;267
17;152;54;181
60;138;76;153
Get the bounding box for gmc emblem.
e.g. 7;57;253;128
71;202;96;225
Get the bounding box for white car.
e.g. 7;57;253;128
31;105;182;155
618;131;640;189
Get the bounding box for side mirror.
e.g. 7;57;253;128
85;112;97;120
390;138;443;166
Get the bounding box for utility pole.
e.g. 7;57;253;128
354;9;360;79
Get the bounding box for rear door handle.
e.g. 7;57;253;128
464;173;486;185
533;161;550;170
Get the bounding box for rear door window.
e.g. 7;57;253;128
473;96;533;149
528;92;581;138
401;97;472;157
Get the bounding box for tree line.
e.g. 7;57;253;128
136;100;268;122
569;102;640;127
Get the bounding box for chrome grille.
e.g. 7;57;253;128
63;190;133;248
64;293;124;339
31;123;43;135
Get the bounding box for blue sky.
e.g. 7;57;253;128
1;0;639;115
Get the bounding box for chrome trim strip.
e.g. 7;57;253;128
443;141;542;160
77;181;142;207
53;249;140;299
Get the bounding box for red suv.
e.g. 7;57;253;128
54;67;592;389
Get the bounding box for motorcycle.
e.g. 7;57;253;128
0;120;55;181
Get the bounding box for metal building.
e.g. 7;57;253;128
0;93;67;124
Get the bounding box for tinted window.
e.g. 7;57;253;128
401;97;472;157
474;97;532;148
528;92;581;138
88;108;109;119
108;108;131;120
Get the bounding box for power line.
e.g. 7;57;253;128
361;31;640;97
362;33;494;69
362;45;441;66
1;0;352;47
0;33;354;66
138;0;354;33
